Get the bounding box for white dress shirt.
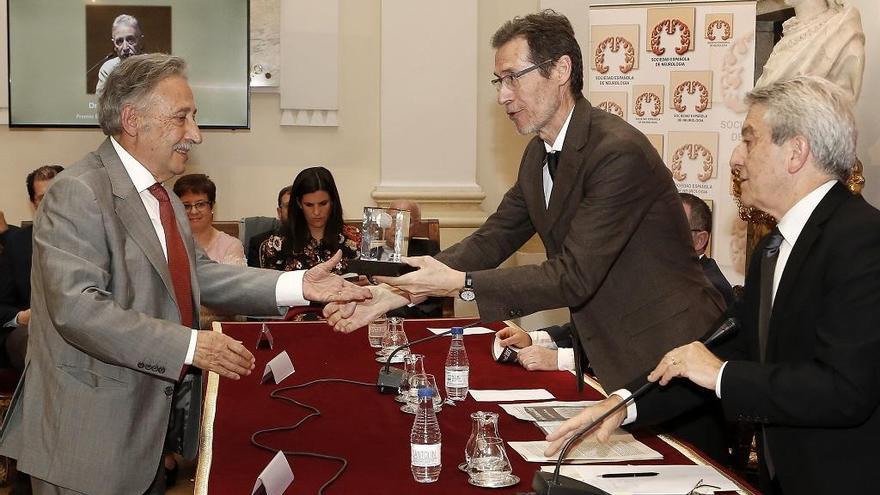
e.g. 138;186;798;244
110;137;308;365
542;108;575;208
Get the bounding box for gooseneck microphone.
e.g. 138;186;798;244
376;320;484;393
532;317;740;495
86;52;116;75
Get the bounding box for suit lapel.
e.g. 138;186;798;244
769;182;850;353
521;141;551;231
100;138;179;305
546;97;592;231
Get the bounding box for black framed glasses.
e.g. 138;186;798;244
491;59;553;91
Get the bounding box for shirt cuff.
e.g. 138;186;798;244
529;330;555;348
4;316;19;328
557;347;575;372
611;389;637;425
184;329;198;365
715;361;728;399
276;270;308;308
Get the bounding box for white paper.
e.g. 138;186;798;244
263;351;295;384
427;326;496;336
468;388;554;402
499;400;599;422
252;451;294;495
538;464;741;494
508;431;662;463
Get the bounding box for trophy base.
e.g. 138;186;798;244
347;259;418;277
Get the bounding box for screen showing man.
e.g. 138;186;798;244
95;14;144;96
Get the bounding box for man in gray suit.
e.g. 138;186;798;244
0;53;369;495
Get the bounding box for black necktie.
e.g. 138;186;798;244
758;227;784;362
757;227;783;479
546;151;559;181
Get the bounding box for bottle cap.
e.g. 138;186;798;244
417;387;435;398
451;326;464;335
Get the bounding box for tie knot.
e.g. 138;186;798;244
546;151;560;180
148;183;170;202
764;227;784;257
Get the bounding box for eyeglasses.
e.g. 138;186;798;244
113;35;142;47
182;200;212;212
491;59;553;91
688;478;721;495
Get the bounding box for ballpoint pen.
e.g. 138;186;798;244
599;471;659;478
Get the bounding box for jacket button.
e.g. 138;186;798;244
164;386;174;397
138;362;144;369
159;366;166;374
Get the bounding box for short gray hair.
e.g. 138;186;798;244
112;14;141;34
97;53;187;136
747;75;856;181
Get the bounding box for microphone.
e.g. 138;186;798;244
87;52;116;75
532;317;739;495
377;320;483;394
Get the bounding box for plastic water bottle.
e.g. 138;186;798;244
410;388;442;482
444;326;470;400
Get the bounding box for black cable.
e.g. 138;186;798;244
250;378;375;494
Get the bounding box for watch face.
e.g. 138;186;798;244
459;289;475;302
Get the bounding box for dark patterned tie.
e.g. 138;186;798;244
757;226;784;479
148;183;194;330
757;227;784;362
546;151;559;181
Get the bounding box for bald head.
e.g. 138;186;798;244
389;199;421;226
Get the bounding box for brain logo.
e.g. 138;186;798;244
597;101;624;118
670;143;715;182
594;36;636;74
634;92;662;117
650;19;691;56
673;80;709;113
705;20;732;41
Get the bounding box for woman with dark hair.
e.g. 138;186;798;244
173;174;246;266
260;166;359;273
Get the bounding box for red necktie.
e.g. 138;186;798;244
148;183;194;329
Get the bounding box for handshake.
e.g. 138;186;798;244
323;255;466;332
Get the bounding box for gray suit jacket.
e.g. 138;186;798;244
0;139;284;495
437;96;724;390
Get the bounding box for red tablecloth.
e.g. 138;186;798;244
198;319;749;494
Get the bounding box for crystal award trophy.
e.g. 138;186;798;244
347;206;418;277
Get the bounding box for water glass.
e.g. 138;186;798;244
460;411;500;472
380;317;409;362
468;436;514;487
397;354;425;403
368;315;388;348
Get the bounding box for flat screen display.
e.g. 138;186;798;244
7;0;250;128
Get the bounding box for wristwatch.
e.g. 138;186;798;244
459;272;476;301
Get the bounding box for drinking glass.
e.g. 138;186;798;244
459;411;500;472
402;373;441;414
396;354;425;403
379;317;408;362
367;315;388;348
468;436;517;487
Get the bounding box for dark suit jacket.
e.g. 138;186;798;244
437;95;724;391
635;183;880;493
388;238;443;318
248;229;274;268
0;226;31;329
700;256;735;307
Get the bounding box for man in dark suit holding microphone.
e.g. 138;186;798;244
546;76;880;495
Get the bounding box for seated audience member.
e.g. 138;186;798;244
384;199;443;319
0;210;17;249
260;166;359;273
1;165;64;371
173;173;246;266
498;193;734;373
680;192;735;306
248;185;292;268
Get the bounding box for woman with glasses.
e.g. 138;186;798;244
259;166;359;274
173;174;246;267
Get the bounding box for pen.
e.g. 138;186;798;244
599;471;659;478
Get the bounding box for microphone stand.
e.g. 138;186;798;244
532;317;739;494
377;319;483;393
87;53;115;75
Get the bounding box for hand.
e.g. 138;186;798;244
192;331;256;380
544;395;626;457
303;250;372;302
16;309;31;327
496;326;533;348
374;256;464;298
647;342;723;390
323;285;410;333
517;345;558;371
